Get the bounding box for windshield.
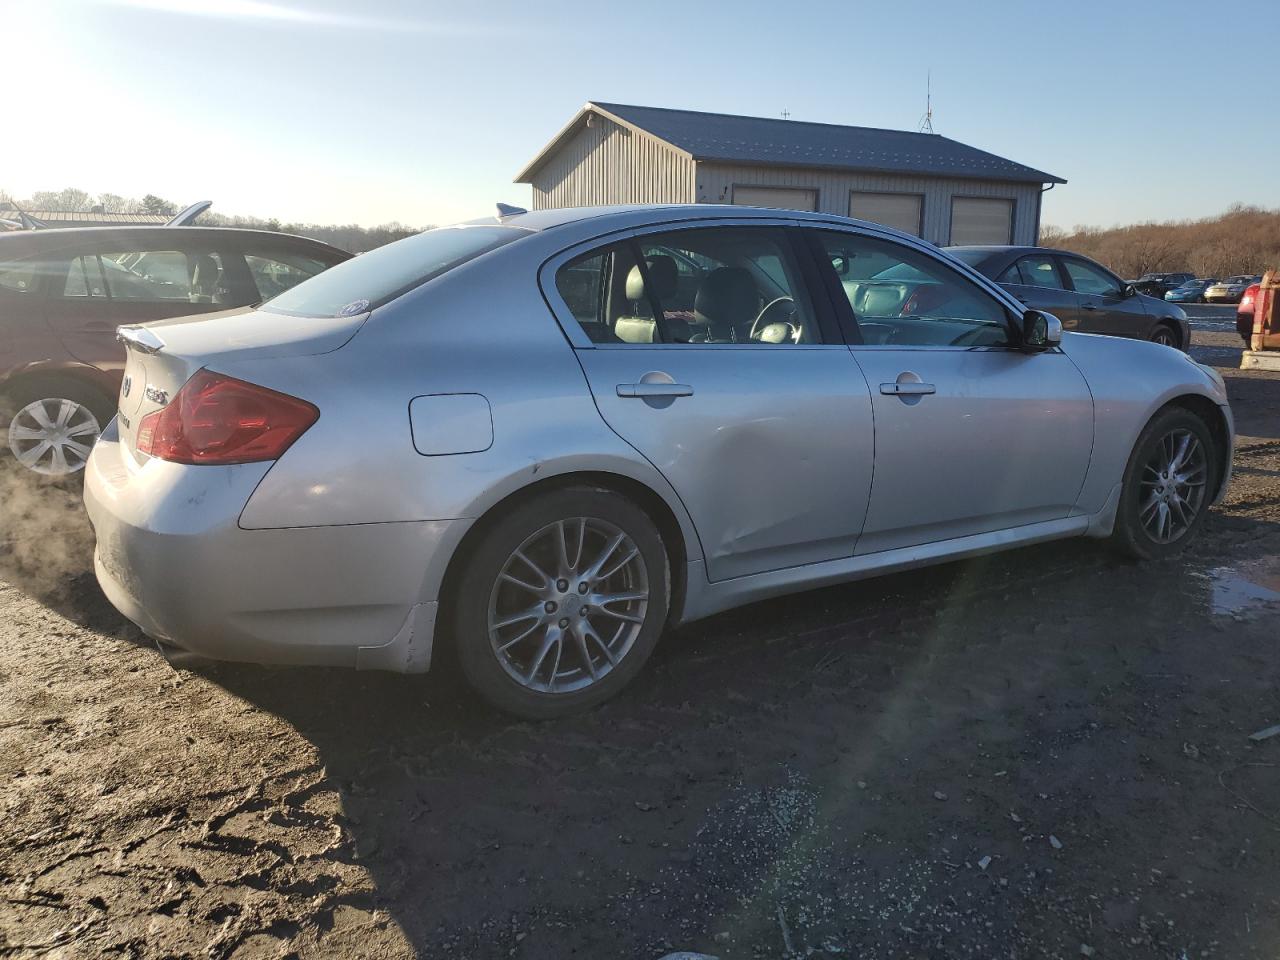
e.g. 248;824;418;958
260;225;527;318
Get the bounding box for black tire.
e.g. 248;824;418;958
1149;323;1181;349
453;486;670;719
1110;407;1216;561
2;377;115;479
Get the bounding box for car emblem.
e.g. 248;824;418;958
144;385;169;406
121;375;132;398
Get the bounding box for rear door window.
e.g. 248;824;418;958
554;227;822;346
98;249;234;304
1015;256;1065;289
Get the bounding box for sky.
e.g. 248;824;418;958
4;0;1275;230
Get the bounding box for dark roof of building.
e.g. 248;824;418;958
517;102;1065;185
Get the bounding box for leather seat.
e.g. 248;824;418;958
614;255;681;344
693;267;759;341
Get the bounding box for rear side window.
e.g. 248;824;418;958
244;249;332;300
0;257;52;294
261;226;526;318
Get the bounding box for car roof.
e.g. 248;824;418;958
0;225;349;256
473;203;925;245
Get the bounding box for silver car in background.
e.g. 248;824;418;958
84;205;1233;718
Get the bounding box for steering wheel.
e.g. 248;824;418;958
749;297;797;341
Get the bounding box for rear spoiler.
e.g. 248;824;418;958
166;201;212;227
117;326;166;354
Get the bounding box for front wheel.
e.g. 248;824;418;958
1149;324;1180;348
1110;408;1215;560
453;487;670;718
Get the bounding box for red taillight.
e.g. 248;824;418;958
136;370;318;465
1239;284;1259;313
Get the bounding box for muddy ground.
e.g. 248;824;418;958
1;315;1278;960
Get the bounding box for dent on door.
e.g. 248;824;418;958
575;348;875;582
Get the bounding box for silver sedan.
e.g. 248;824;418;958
84;204;1233;717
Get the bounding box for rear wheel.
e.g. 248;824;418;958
453;487;670;718
1149;323;1180;349
1110;407;1215;560
3;379;113;478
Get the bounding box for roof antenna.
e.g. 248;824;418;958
780;107;791;120
918;71;935;133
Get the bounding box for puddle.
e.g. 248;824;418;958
1197;556;1280;617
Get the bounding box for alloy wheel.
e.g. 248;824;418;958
1138;428;1207;544
487;517;649;694
1150;327;1178;348
6;398;102;476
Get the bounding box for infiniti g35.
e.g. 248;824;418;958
84;204;1234;718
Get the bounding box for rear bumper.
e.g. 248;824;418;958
83;422;469;672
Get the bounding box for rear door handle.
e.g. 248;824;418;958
616;382;694;399
879;382;936;396
1081;303;1097;311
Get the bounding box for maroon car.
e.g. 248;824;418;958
0;226;350;476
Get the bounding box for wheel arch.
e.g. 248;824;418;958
1163;393;1232;501
1;362;117;417
1152;317;1184;348
437;469;696;644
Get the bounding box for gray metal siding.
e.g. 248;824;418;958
693;162;1043;245
529;116;695;210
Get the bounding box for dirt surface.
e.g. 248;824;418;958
2;322;1278;960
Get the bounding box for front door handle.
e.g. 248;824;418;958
879;382;936;396
617;382;694;399
1081;303;1097;311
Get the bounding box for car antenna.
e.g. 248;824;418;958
496;203;527;219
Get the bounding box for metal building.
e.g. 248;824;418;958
515;102;1065;246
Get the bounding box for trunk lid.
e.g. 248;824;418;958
114;306;367;455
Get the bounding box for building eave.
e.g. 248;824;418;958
513;101;693;183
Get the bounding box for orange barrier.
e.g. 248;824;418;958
1250;270;1280;351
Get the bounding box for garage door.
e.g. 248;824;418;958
731;185;818;212
950;197;1014;245
849;192;923;236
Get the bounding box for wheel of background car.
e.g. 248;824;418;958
1149;325;1180;349
1110;407;1215;561
453;486;670;719
4;379;114;479
749;297;796;340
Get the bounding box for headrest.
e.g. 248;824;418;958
694;267;758;326
190;254;219;284
625;255;679;303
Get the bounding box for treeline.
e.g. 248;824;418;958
197;212;426;254
1041;204;1280;280
0;187;427;254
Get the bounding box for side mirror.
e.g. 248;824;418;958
1122;283;1137;298
1021;309;1063;351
